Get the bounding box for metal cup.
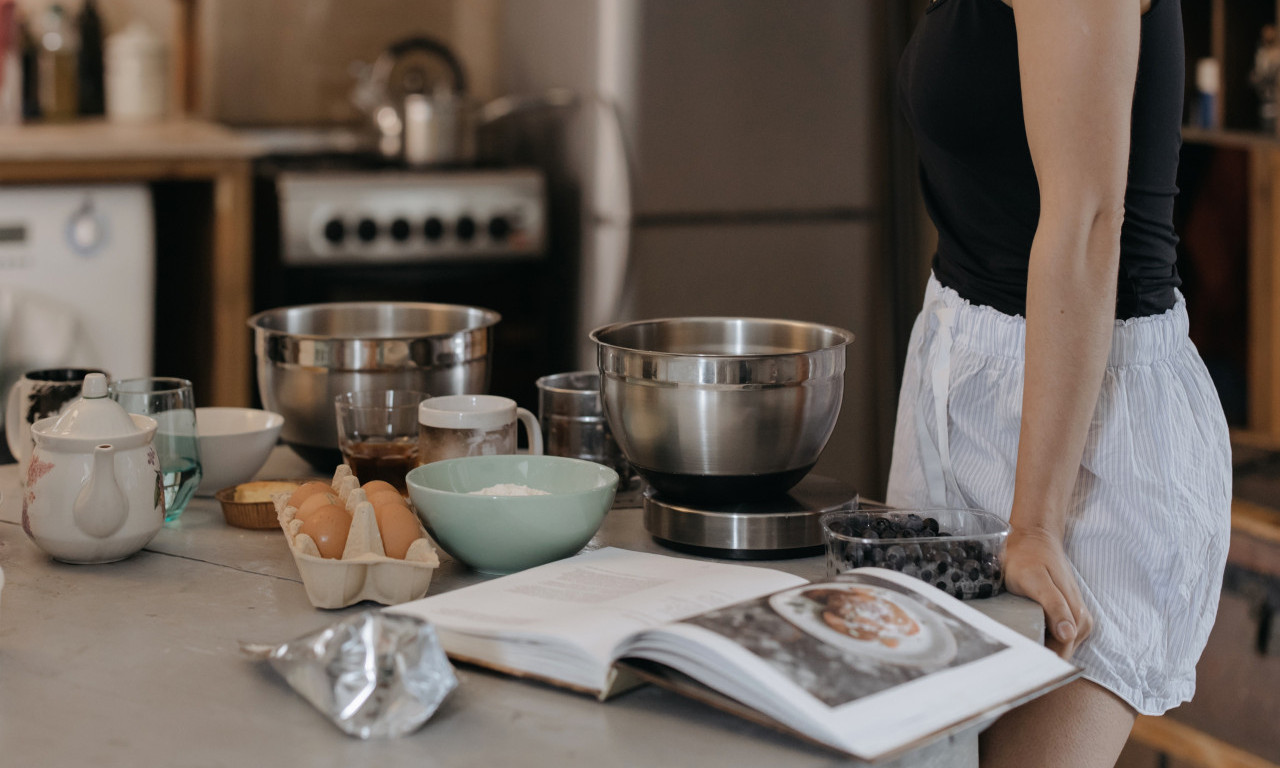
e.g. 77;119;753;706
535;371;634;487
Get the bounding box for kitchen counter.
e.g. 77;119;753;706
0;448;1043;767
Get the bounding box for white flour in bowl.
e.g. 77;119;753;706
470;483;550;496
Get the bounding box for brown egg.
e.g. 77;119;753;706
287;481;334;511
366;488;407;510
298;503;352;559
361;480;399;498
294;491;339;522
375;503;422;559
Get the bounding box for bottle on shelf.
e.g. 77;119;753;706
19;11;38;120
37;3;77;122
1194;58;1221;131
0;0;18;125
76;0;104;116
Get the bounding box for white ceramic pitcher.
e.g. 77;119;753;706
22;373;164;564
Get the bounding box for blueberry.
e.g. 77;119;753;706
921;568;935;581
860;528;879;541
924;517;940;534
885;544;907;569
977;582;994;598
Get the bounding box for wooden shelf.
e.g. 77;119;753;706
1184;126;1280;150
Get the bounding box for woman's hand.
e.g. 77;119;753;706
1003;525;1092;659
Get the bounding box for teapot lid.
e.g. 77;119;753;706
44;373;141;439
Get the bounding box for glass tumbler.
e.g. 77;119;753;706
334;390;429;494
111;377;202;523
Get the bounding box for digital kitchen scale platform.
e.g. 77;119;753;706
642;474;858;560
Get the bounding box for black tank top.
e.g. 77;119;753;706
899;0;1183;319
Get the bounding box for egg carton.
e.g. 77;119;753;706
274;465;440;609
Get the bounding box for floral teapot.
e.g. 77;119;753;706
22;373;164;563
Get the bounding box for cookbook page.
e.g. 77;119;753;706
388;548;807;679
615;568;1079;761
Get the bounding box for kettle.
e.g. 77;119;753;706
23;372;164;563
351;35;578;167
351;35;471;165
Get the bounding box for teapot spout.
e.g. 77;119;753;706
73;444;129;539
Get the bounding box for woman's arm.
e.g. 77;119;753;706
1005;0;1143;658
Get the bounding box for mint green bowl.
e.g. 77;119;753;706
405;455;619;575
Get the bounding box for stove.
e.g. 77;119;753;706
251;153;574;414
275;168;546;267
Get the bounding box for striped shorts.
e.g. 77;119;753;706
886;275;1232;715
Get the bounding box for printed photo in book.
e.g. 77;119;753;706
681;573;1010;707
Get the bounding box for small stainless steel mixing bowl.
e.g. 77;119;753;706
248;302;500;470
590;317;853;501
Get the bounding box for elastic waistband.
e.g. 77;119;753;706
924;275;1189;367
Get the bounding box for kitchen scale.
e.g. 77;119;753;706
642;474;858;560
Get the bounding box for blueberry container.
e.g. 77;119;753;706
820;504;1010;600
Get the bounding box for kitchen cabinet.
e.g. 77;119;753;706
0;119;258;408
1178;0;1280;442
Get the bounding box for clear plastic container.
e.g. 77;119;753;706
821;503;1010;600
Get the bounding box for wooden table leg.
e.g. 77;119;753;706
209;160;253;407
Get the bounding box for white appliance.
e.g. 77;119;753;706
496;0;902;495
0;184;154;428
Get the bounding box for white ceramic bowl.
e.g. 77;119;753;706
195;407;285;495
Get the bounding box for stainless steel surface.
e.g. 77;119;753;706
276;169;546;266
248;302;499;463
535;371;633;484
0;446;1041;767
591;317;853;499
643;474;856;556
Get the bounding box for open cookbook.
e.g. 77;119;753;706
388;547;1079;762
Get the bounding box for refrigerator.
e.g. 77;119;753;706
495;0;908;498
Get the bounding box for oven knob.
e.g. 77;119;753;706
455;215;476;241
390;218;412;242
487;216;511;241
323;219;346;244
424;217;445;241
357;218;378;243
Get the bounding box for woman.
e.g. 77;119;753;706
889;0;1231;766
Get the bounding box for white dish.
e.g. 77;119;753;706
769;582;957;667
195;407;284;496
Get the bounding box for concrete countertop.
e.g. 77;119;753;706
0;447;1042;767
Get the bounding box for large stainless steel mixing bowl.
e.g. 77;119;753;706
248;302;500;470
590;317;853;501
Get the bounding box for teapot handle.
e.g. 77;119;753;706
5;380;26;462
